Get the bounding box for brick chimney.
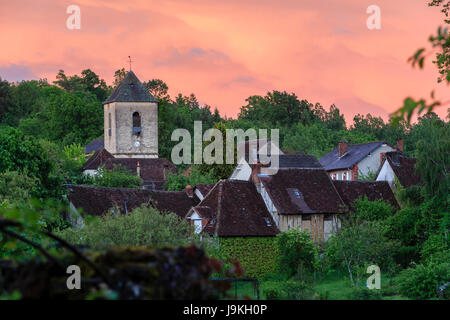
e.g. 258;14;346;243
338;141;348;157
251;163;263;187
397;139;404;152
136;161;141;177
185;185;194;198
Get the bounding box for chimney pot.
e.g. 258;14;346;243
338;141;348;157
185;185;194;198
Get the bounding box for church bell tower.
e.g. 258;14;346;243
103;71;158;158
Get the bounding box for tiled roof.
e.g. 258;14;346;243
189;180;279;237
104;158;177;190
333;180;400;210
84;137;104;154
385;152;422;188
67;185;151;216
260;168;347;215
67;185;199;218
194;184;215;197
82;148;114;170
104;71;158;104
148;190;199;218
320;141;387;171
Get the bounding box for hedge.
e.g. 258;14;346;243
219;237;278;278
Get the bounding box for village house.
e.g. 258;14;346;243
229;139;284;180
186;179;279;237
320;140;401;181
230;152;323;184
66;184;200;226
332;180;400;210
257;167;347;243
376;151;422;191
185;179;279;277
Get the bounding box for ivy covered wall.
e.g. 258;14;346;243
219;237;278;278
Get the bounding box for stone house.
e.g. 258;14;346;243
257;168;347;243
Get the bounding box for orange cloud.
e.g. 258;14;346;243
0;0;448;120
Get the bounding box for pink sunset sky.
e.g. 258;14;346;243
0;0;448;121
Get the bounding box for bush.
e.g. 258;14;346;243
394;245;420;268
347;288;382;300
262;280;313;300
421;233;449;263
396;261;450;299
276;230;317;278
218;237;278;278
89;165;143;188
352;198;396;221
56;206;197;249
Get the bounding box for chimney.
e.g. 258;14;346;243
136;161;141;177
185;185;194;198
251;163;263;188
338;141;348;157
397;139;404;152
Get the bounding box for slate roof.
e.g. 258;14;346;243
385;152;422;188
82;148;114;171
104;158;177;190
333;180;400;210
320;141;388;171
104;71;158;104
188;180;279;237
259;168;347;215
84;137;104;154
273;154;323;169
66;185;199;218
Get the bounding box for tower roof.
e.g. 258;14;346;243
104;70;158;104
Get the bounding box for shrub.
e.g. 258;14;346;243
262;280;313;300
56;206;197;249
421;233;449;263
352;198;396;221
218;237;278;278
89;165;143;188
276;230;317;278
347;288;382;300
396;261;450;299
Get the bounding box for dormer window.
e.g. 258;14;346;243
293;189;303;199
264;217;272;227
132;112;141;136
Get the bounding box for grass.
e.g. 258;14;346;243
223;271;410;300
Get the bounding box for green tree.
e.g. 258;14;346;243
0;127;62;198
41;86;103;145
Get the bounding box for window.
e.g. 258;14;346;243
132;112;141;135
264;217;272;227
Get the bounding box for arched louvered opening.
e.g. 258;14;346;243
132;111;141;136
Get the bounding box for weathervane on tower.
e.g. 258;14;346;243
128;56;133;71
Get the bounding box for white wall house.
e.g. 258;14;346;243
320;141;399;181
